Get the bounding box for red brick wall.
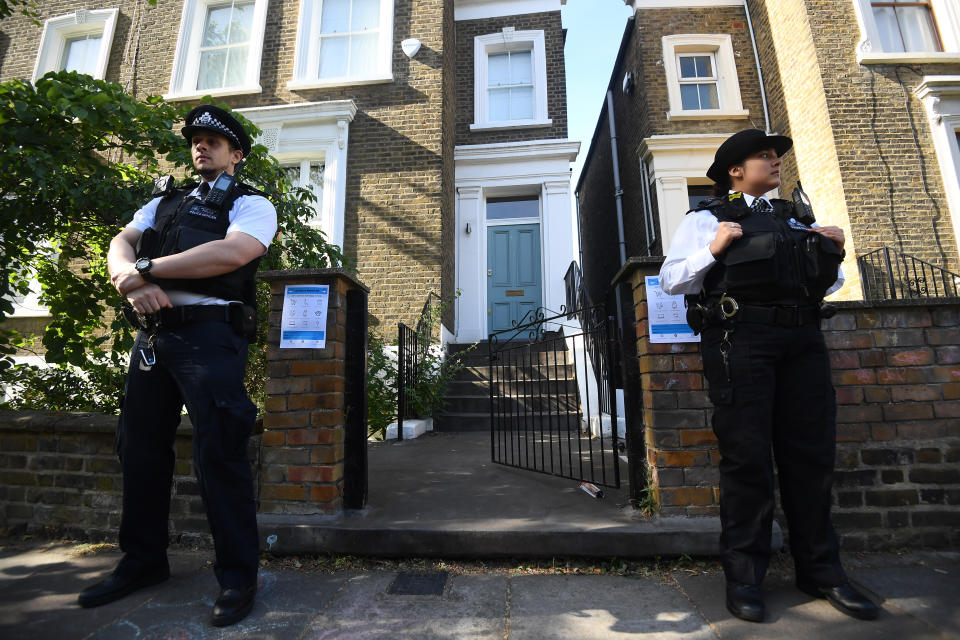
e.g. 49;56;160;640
627;260;960;549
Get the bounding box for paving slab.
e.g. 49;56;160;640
673;570;948;639
508;574;715;640
851;552;960;638
0;544;204;640
302;572;508;639
89;568;350;639
1;541;957;639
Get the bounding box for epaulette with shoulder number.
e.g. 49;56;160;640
237;182;269;199
151;175;176;197
151;176;199;199
685;196;725;215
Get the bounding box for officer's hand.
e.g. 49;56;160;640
709;221;743;257
809;226;845;250
112;266;148;297
126;284;172;315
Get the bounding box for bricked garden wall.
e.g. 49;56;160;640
0;269;368;540
0;411;253;545
623;258;960;550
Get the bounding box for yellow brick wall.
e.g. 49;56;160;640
0;0;450;333
751;0;960;299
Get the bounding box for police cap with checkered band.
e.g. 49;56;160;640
181;105;252;157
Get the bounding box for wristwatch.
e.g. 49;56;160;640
134;257;155;282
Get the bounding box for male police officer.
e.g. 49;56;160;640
660;130;879;623
78;105;276;627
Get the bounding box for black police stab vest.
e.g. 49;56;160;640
695;194;843;305
135;183;265;307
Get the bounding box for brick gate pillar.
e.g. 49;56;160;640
615;258;720;517
257;269;369;516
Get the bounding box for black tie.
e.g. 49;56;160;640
197;182;210;200
751;197;771;215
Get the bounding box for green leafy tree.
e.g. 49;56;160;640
0;71;342;412
0;0;39;22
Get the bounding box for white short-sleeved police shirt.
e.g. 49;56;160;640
126;184;278;306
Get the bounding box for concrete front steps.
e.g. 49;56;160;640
434;340;582;432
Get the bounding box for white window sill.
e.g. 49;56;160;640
164;85;263;102
287;74;393;91
470;118;553;132
858;51;960;65
666;108;749;121
8;309;51;319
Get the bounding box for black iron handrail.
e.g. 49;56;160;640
395;293;439;440
563;261;611;415
396;322;428;441
858;247;960;301
563;261;594;320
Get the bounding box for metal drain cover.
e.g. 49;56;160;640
387;571;448;596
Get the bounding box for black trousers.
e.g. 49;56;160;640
700;321;846;587
116;321;259;589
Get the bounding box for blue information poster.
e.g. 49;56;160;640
644;276;700;344
280;285;329;349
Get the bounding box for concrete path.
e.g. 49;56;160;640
1;540;957;639
262;432;782;558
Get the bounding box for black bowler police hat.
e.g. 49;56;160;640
706;129;793;183
181;105;252;157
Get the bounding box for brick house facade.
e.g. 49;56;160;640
576;1;960;548
578;0;960;308
0;0;578;345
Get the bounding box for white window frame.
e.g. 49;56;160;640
662;34;748;122
165;0;269;101
32;8;119;82
288;0;394;90
852;0;960;64
471;29;552;132
915;76;960;264
8;277;49;318
237;100;357;250
282;159;332;239
676;51;719;111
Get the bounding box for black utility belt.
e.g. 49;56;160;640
732;303;820;327
121;302;257;340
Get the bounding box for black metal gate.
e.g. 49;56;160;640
488;305;621;488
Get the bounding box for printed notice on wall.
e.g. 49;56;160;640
645;276;700;343
280;285;329;349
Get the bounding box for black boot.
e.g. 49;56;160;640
211;584;257;627
726;582;765;622
797;580;880;620
77;563;170;608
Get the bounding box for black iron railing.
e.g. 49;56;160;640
488;305;621;488
395;292;441;440
858;247;960;301
564;262;611;415
396;322;428;441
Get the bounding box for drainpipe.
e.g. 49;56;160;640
743;0;771;133
575;187;584;273
607;90;628;267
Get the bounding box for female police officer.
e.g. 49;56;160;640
659;129;879;623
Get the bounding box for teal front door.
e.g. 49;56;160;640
487;224;542;334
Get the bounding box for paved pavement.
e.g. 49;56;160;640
1;540;957;639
